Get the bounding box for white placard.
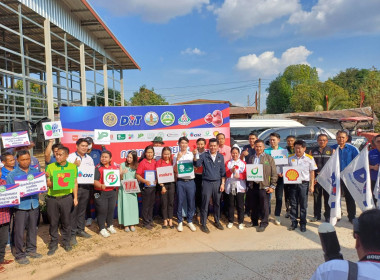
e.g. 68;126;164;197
153;147;163;158
77;165;95;184
177;162;194;178
42;121;64;140
1;131;30;148
157;166;175;184
0;184;21;208
94;129;111;145
121;179;140;193
103;169;120;187
14;172;47;197
270;149;288;165
246;164;264;182
283;166;303;184
144;170;156;187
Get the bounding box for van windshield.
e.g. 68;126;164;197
231;127;270;140
258;129;274;140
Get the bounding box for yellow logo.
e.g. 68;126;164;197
326;151;331;155
285;169;299;181
103;112;118;127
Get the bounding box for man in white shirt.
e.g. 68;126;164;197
67;138;95;245
310;209;380;280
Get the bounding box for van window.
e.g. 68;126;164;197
295;127;315;140
231;127;269;140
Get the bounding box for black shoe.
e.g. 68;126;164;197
77;231;91;239
309;217;321;222
70;236;78;247
300;225;306;232
47;246;58;256
150;221;155;227
16;257;30;265
144;224;153;230
257;226;266;232
162;225;168;229
63;245;72;252
349;218;355;224
246;221;258;228
215;222;224;230
288;224;297;231
26;252;42;259
284;213;290;218
201;225;210;234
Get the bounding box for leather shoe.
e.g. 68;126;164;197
47;246;58;256
215;222;224;230
77;231;91;238
26;252;42;259
288;224;297;231
201;225;210;234
257;226;266;232
63;245;72;252
300;225;306;232
70;236;78;246
16;257;30;265
144;224;153;230
0;259;14;265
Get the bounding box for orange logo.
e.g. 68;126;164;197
213;131;219;137
285;169;299;181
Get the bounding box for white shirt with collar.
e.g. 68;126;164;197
173;150;195;180
67;152;94;167
288;152;317;181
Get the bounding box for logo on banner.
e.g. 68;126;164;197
285;169;300;181
204;131;211;137
147;133;155;140
138;133;144;139
44;123;62;138
117;134;126;140
167;133;180;138
120;115;142;126
128;134;134;139
144;112;159;126
97;131;109;140
105;171;119;186
72;135;79;141
251;167;259;175
78;171;93;178
27;174;34;181
0;186;5;192
161;111;175;126
181;131;188;137
178;109;191;125
190;132;201;137
103;112;118;127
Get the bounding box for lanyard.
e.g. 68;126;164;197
360;253;380;263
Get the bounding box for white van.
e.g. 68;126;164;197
230;119;304;144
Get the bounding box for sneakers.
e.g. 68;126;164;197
177;222;183;232
188;222;196;232
16;257;30;265
107;225;117;234
274;216;281;225
26;252;42;259
100;228;110;238
85;218;93;226
227;222;233;229
238;224;244;230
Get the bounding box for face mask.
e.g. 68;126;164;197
88;144;92;150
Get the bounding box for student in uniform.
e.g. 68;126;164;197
94;151;118;238
136;146;157;230
45;146;78;256
119;150;139;232
225;147;246;230
156;147;176;229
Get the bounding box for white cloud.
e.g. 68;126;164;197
236;46;312;77
213;0;300;39
181;47;206;55
178;68;209;74
89;0;209;23
288;0;380;35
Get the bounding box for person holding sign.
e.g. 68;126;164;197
194;138;226;234
1;152;15;180
287;140;317;233
44;140;62;165
6;150;41;264
45;146;78;256
118;151;139;232
136;146;157;230
225;147;247;230
247;140;277;232
174;136;197;233
0;171;13;272
94;151;119;238
156;147;175;229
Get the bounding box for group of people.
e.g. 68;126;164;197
0;129;379;275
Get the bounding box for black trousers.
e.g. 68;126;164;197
194;174;203;214
95;189;117;230
251;185;270;228
13;208;39;260
47;194;73;248
283;183;291;213
313;183;330;220
0;223;9;262
245;186;254;214
86;187;96;219
341;180;356;220
142;186;156;226
161;182;175;220
228;192;245;224
274;177;284;216
289;182;309;226
71;185;91;235
201;180;221;226
371;180;378;207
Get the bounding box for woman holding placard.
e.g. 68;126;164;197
225;147;247;230
136;146;157;230
94;151;119;238
119;151;139;232
156;147;175;229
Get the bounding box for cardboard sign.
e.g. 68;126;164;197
103;169;120;187
1;131;30;148
77;166;95;184
53;169;76;190
177;162;194;178
121;179;140;193
246;164;264;182
15;172;47;197
94;129;111;145
0;184;21;208
144;170;156;187
153;147;163;158
42;121;64;140
283;166;303;184
271;149;289;165
157;166;175;184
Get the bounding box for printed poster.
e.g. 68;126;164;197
1;131;30;148
77;166;95;184
14;172;47;197
0;184;21;208
53;169;76;190
246;164;264;182
121;179;140;193
103;169;120;187
283;166;303;184
270;150;289;165
177;162;194;178
94;129;111;145
157;166;175;184
42;121;64;140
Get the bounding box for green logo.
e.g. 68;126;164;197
105;171;119;185
251;168;259;175
160;111;175;126
0;186;5;192
12;132;18;137
138;133;144;139
97;131;109;140
117;134;126;140
178;109;191;125
27;174;34;181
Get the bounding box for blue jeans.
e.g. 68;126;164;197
177;179;196;223
289;181;309;226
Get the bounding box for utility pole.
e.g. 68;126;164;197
247;95;250;106
258;78;261;114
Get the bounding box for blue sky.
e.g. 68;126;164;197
88;0;380;110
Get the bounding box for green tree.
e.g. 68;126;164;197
362;68;380;131
130;85;168;106
88;88;125;106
